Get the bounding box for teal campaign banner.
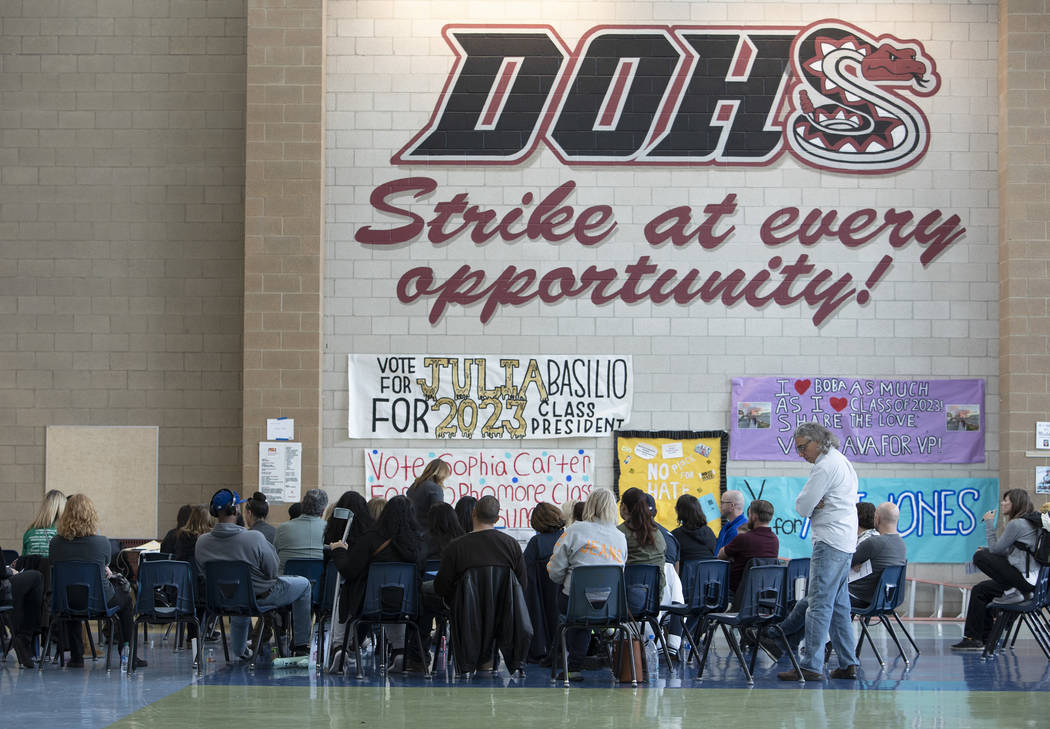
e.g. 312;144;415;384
727;476;999;562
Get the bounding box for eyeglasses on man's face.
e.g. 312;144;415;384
795;439;811;454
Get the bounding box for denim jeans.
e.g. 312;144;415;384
230;575;311;658
801;541;858;672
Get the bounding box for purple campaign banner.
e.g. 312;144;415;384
730;376;985;463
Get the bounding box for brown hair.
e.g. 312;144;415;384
411;458;451;489
749;499;774;524
178;505;214;539
1002;489;1034;521
55;493;100;540
530;502;565;534
620;488;656;547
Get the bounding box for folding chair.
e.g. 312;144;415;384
45;561;121;670
203;561;288;666
661;559;729;667
983;565;1050;660
550;565;636;687
785;557;810;613
0;605;13;663
852;564;918;666
340;562;430;679
131;560;202;674
624;564;673;669
696;563;802;684
140;552;174;563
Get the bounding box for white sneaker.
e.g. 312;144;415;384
991;588;1027;606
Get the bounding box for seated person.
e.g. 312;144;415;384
952;489;1039;651
1;542;44;668
274;488;328;573
173;505;213;563
672;494;717;562
23;489;67;559
195;489;312;660
714;490;747;555
406;459;450;532
523;502;565;564
328;495;427;671
849;502;878;582
426;503;465;562
618;488;666;595
646;493;680;568
547;488;627;682
49;494;142;668
244;492;276;544
718;499;779;593
434;496;528;672
849;502;906;605
323;491;374;557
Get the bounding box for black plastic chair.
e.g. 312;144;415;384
661;559;729;666
983;564;1050;660
0;604;13;662
140;552;174;563
784;557;810;612
45;561;121;669
340;562;430;679
316;561;338;669
2;549;19;567
851;564;918;666
203;561;286;665
131;560;202;674
550;565;636;687
696;563;802;684
624;564;673;669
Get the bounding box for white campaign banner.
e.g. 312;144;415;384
348;354;632;439
364;447;595;531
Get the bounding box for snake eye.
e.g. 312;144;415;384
888;52;897;62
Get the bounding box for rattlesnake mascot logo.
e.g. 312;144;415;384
787;21;941;173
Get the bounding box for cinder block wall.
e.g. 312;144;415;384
0;0;247;546
1001;2;1050;500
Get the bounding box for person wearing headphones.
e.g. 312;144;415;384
195;488;312;660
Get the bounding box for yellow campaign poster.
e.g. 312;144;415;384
613;430;729;534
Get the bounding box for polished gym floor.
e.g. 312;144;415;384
2;622;1047;729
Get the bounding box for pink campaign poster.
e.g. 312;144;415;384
730;376;985;463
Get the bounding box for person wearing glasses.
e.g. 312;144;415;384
777;422;860;682
714;490;747;555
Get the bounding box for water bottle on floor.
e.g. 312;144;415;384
644;634;659;680
120;643;129;673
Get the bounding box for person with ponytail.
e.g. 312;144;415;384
244;492;276;544
618;487;666;594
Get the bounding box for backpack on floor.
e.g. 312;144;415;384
1018;512;1050;567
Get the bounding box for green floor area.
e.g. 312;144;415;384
106;685;1043;729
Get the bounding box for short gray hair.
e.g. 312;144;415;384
300;488;329;517
793;422;839;454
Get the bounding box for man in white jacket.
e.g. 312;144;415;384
778;422;860;682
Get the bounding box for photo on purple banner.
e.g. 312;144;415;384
729;376;986;463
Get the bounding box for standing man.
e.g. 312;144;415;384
714;490;747;555
778;422;860;682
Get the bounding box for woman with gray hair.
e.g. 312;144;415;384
274;488;329;573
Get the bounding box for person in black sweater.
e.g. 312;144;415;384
426;503;465;561
328;495;428;671
434;496;527;601
406;459;450;533
1;542;44;669
671;494;717;562
159;504;192;556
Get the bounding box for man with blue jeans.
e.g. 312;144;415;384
196;488;312;661
778;423;860;681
